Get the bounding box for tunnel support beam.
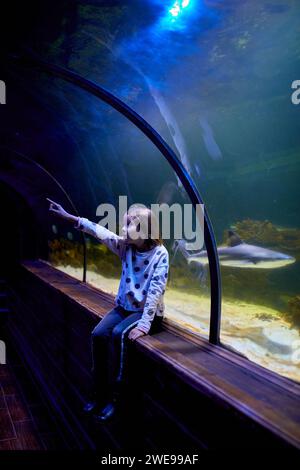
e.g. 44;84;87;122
11;50;221;344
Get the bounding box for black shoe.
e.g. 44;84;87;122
93;401;117;423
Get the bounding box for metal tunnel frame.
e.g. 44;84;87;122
11;50;222;344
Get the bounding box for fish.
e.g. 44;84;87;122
264;3;289;14
155;180;189;206
199;116;223;161
145;78;193;186
194;163;201;177
84;30;195;188
172;230;296;269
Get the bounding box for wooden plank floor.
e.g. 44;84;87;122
0;338;67;450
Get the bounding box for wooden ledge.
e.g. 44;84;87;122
18;259;300;449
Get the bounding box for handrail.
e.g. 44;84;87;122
0;146;87;282
8;50;222;344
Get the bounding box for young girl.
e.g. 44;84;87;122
47;198;169;422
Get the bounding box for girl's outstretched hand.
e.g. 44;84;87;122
47;198;69;220
128;328;145;341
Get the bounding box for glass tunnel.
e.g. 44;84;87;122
1;0;300;387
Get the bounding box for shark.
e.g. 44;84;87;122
172;231;296;270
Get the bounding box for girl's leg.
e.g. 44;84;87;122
91;306;126;403
109;312;142;398
94;313;164;421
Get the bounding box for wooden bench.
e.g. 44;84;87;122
5;259;300;451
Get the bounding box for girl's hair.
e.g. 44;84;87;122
126;205;163;250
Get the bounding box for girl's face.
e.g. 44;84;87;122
121;213;143;246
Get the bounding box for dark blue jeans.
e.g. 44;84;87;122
91;305;163;403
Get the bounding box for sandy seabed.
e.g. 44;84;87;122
56;264;300;382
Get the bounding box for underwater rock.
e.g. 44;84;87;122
48;237;121;276
228;219;300;257
286;296;300;328
263;323;298;346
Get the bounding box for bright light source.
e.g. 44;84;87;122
169;2;180;17
169;0;191;18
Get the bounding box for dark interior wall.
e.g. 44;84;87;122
0;181;47;276
0;1;77;56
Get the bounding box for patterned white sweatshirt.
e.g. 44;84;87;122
74;217;169;334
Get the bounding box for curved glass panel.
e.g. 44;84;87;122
78;100;211;338
4;0;299;380
51;0;298;380
4;68;212;338
99;0;299;382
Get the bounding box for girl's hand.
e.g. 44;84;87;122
128;328;145;341
47;198;69;220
